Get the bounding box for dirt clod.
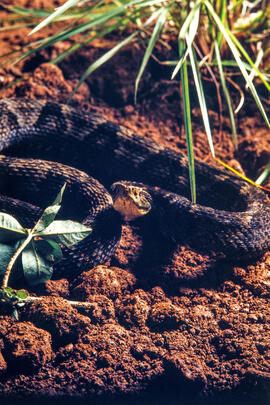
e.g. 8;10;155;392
23;297;91;344
71;265;136;301
3;322;52;372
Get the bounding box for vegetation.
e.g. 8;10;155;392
0;0;269;201
0;184;92;318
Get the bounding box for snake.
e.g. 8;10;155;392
0;97;269;278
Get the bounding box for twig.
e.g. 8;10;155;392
23;295;95;310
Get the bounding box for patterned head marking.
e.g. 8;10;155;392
3;98;45;129
111;182;152;221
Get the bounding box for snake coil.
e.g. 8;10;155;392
0;98;269;276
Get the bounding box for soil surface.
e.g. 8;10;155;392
1;1;270;404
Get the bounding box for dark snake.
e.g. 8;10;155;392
0;98;269;278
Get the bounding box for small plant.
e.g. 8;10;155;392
0;183;92;318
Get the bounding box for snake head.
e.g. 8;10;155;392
111;181;152;221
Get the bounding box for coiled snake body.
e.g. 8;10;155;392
0;98;269;276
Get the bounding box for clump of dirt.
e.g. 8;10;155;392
23;297;92;343
1;2;270;403
3;322;53;372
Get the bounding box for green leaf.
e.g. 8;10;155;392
22;241;53;285
15;290;28;299
35;239;63;263
51;183;67;206
4;287;15;297
37;220;92;247
0;213;27;242
0;242;18;275
33;183;66;233
33;204;62;233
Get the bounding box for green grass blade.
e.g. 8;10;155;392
256;161;270;185
10;6;55;17
216;0;227;48
51;20;124;64
188;2;200;41
15;0;145;64
227;28;270;92
172;3;200;79
1;36;54;66
14;29;72;64
171;46;189;79
68;31;138;101
14;6;121;63
207;60;269;75
187;34;215;157
214;40;237;147
204;0;270;128
179;39;196;204
179;0;202;39
135;7;168;103
10;5;82;19
0;23;35;32
133;0;170;7
29;0;80;35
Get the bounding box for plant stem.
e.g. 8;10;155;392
2;232;33;289
23;295;96;310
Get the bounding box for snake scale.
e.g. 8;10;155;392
0;98;269;277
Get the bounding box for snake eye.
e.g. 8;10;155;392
111;182;152;221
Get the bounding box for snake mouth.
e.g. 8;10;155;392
111;182;152;221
